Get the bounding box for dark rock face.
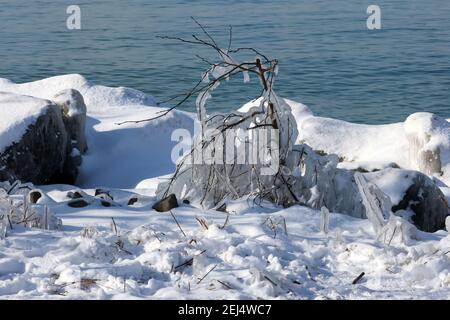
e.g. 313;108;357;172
67;198;90;208
153;194;179;212
28;190;43;204
0;104;72;184
392;172;449;232
128;196;139;206
67;190;86;199
53;89;88;154
0;90;87;185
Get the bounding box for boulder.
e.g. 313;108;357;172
52;89;87;154
128;196;139;206
152;194;179;212
391;171;449;232
300;163;449;233
67;190;87;199
0;92;72;184
0;90;87;185
27;189;43;204
362;168;448;232
404;112;450;177
95;188;113;201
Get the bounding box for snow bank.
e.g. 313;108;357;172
0;192;449;299
299;117;410;170
0;74;158;111
0;92;52;152
0;75;196;188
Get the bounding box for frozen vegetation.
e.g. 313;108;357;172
0;72;449;300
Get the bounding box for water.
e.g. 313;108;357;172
0;0;449;124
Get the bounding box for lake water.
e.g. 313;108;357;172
0;0;449;124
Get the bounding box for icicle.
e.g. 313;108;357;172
320;206;330;234
0;213;7;240
354;172;391;233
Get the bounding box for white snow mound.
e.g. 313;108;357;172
0;91;52;152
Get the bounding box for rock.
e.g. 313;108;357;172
0;90;88;185
404;112;450;177
152;194;178;212
216;203;227;213
52;89;87;154
391;171;449;232
53;89;87;182
0;92;72;184
27;190;43;204
100;200;112;207
67;199;90;208
323;167;449;233
128;196;139;206
95;189;113;201
67;190;86;199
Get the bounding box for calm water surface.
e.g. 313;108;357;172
0;0;449;123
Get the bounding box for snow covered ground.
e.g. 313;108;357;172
0;75;450;300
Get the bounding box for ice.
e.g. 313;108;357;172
354;172;390;233
405;112;450;183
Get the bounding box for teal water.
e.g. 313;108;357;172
0;0;449;123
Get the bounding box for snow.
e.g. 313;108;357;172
298;110;450;187
299;116;410;169
0;92;52;152
1;193;449;299
0;74;158;110
405;112;450;182
0;74;196;189
0;75;449;299
364;168;416;205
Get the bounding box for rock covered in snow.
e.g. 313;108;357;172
404;112;450;180
52;89;88;154
0;74;159;110
298;116;409;169
390;171;449;232
0;92;70;184
364;168;449;232
0;90;87;185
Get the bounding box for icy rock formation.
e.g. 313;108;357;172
355;172;391;233
322;167;448;233
0;90;87;184
52;89;88;154
404;112;450;179
390;171;449;232
298;112;450;184
155;101;366;217
365;168;449;232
